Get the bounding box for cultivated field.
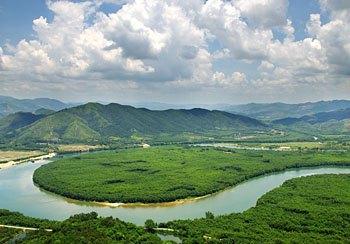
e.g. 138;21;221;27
0;151;45;163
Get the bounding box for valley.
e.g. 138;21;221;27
1;0;350;241
0;98;349;243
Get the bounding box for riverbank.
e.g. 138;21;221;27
95;194;209;208
0;153;56;170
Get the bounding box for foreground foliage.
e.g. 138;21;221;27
0;228;21;243
34;146;350;203
166;174;350;243
0;209;55;229
0;211;161;243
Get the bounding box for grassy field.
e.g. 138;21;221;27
203;140;350;151
56;144;107;153
166;174;350;243
0;150;45;163
33;146;350;203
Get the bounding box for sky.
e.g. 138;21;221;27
0;0;349;105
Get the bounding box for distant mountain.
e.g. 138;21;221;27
225;100;350;120
0;95;71;118
272;108;350;135
12;103;266;144
0;112;45;138
131;102;229;111
273;108;350;125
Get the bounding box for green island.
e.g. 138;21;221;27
1;174;349;243
33;146;350;203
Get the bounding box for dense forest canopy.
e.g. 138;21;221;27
33;146;350;203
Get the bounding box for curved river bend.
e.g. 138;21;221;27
0;159;349;225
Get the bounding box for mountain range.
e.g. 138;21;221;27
273;108;350;125
1;96;350;145
224;100;350;120
2;103;265;144
272;108;350;135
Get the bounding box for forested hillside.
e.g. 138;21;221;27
13;103;266;144
0;112;45;138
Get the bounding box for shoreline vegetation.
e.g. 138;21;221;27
33;146;350;204
42;164;350;208
166;174;350;243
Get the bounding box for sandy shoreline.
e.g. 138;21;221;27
0;153;56;170
94;194;210;208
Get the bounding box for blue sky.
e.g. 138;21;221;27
0;0;348;104
0;0;51;46
0;0;324;46
0;0;125;46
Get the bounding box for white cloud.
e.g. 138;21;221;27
213;71;246;87
0;0;349;103
319;0;350;11
199;0;274;60
234;0;289;28
307;10;350;76
0;0;154;80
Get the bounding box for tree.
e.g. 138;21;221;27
205;211;215;219
144;219;156;231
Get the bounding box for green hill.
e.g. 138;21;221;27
14;103;266;144
34;108;55;116
0;112;45;138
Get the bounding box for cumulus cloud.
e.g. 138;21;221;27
213;71;247;87
0;0;155;81
234;0;289;28
0;0;349;103
306;9;350;76
319;0;350;11
199;0;274;60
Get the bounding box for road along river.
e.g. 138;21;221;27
0;159;349;225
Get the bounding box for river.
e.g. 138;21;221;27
0;159;349;225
